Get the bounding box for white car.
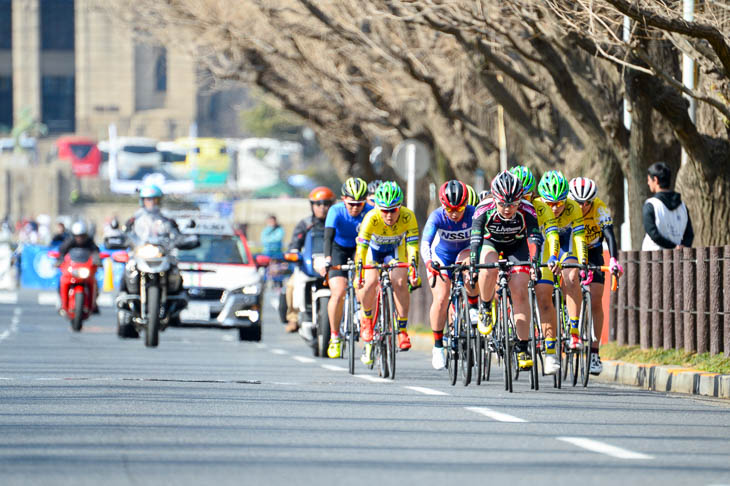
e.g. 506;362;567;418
173;214;264;341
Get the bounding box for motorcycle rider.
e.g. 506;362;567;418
57;221;101;315
283;186;335;332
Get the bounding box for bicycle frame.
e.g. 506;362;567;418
330;260;360;374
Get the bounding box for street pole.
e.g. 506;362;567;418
681;0;696;167
621;16;632;250
406;142;416;210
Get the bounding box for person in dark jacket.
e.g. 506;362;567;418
58;221;101;314
283;187;334;332
642;162;694;250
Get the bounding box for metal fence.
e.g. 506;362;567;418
609;247;730;357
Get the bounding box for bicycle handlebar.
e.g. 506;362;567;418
557;262;619;292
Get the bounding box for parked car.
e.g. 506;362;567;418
173;213;265;341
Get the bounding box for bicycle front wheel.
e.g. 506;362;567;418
529;287;540;391
346;287;356;374
385;286;397;380
579;291;593;387
553;287;563;389
500;293;513;393
459;289;472;386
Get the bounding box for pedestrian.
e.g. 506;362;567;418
51;222;69;246
642;162;694;250
260;215;284;260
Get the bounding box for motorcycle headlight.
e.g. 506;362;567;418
76;267;91;279
135;244;163;260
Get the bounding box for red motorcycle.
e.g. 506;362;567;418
49;248;109;332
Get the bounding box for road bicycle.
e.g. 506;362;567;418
360;260;416;380
330;260;360;374
474;259;538;393
430;262;479;386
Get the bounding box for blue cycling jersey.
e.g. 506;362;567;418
325;202;373;249
420;205;475;264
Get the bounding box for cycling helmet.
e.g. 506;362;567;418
466;184;479;206
374;181;403;209
490;171;523;204
341;177;368;201
367;179;383;196
71;221;88;237
438;180;467;210
538;170;569;202
509;165;536;196
308;186;335;202
479;190;490;201
139;184;163;206
569;177;597;203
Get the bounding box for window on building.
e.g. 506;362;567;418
0;0;11;50
0;76;12;131
42;76;75;133
155;48;167;92
41;0;75;51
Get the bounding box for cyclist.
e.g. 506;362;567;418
470;171;543;370
355;181;420;364
421;180;478;370
568;177;623;375
534;170;588;375
366;180;383;206
321;177;372;359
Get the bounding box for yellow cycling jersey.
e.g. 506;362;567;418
580;197;613;248
534;197;587;263
355;207;419;265
529;198;560;258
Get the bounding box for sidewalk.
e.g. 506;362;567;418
409;332;730;399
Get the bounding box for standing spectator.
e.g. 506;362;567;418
51;222;69;246
642;162;694;250
260;215;285;259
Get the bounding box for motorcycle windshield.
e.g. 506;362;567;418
132;213;174;249
68;247;92;263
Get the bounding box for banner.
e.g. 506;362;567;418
19;245;126;290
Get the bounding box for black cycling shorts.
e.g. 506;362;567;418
328;242;355;279
587;246;605;285
481;239;531;265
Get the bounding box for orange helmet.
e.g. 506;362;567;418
308;186;335;202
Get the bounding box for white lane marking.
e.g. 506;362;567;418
256;343;268;349
404;386;449;396
557;437;653;460
97;294;114;307
465;407;528;423
356;375;390;384
13;308;21;316
0;292;18;304
293;356;316;364
0;377;12;380
222;335;235;342
321;364;346;372
0;308;20;343
270;348;289;355
38;292;60;306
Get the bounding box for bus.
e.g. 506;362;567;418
174;137;231;187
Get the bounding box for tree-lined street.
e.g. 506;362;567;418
1;295;729;485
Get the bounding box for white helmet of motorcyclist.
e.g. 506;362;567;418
71;221;88;237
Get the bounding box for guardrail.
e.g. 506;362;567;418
609;247;730;357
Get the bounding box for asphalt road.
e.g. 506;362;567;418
0;290;729;486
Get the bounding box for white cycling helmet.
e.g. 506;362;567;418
568;177;597;203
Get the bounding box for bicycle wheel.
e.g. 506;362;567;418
346;287;356;374
529;287;540;391
446;295;458;385
459;290;472;386
553;287;563;389
474;327;484;385
376;291;388;378
501;293;513;393
579;291;593;387
383;286;397;380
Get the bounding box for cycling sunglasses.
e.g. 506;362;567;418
380;206;401;214
345;200;366;207
443;205;466;214
311;201;332;207
545;200;565;209
496;201;519;209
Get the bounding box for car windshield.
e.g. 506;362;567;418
69;143;93;159
122;145;157;154
177;234;248;264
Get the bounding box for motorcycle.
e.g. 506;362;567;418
49;248;109;332
105;213;198;348
285;227;331;357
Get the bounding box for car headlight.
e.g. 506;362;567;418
135;244;163;260
242;284;261;295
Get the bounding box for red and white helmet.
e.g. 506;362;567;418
439;180;468;210
568;177;597;203
490;171;523;204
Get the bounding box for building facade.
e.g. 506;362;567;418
1;0;243;140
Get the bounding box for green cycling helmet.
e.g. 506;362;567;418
341;177;368;201
465;184;479;206
374;181;404;209
538;170;569;202
510;165;536;196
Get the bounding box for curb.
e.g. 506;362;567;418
596;360;730;399
410;332;730;399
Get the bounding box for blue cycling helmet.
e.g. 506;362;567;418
139;184;163;206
